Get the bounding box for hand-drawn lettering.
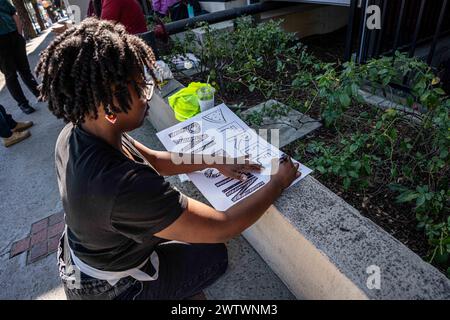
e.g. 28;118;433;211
168;122;201;138
202;108;226;124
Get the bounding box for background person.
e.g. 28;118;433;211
0;0;40;114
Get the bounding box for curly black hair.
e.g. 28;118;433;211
36;18;157;124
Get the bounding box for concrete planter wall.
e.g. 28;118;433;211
147;79;450;299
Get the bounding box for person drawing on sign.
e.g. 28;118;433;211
36;18;300;300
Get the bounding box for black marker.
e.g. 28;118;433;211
279;153;289;163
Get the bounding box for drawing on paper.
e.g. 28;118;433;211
173;134;210;153
218;121;245;135
156;104;313;211
245;143;278;165
215;173;266;202
168;122;200;138
228;132;253;154
211;148;229;158
202;108;226;124
192;139;216;154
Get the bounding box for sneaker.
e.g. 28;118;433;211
12;121;34;132
3;130;31;147
19;104;36;114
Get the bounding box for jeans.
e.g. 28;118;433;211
58;234;228;300
0;31;40;107
0;104;17;138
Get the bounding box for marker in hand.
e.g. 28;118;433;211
279;153;289;163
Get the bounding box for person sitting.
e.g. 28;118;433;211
36;18;300;300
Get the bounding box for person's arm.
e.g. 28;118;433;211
132;138;262;180
155;157;300;243
13;14;23;35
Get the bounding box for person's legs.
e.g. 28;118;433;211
128;242;228;300
0;104;15;138
0;104;31;147
13;33;40;98
0;33;33;111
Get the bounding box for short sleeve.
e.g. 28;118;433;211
111;167;188;243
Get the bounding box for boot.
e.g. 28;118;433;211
3;130;31;147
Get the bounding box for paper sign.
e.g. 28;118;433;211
157;104;312;211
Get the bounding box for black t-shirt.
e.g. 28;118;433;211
55;123;187;271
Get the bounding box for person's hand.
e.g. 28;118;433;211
271;155;301;190
214;156;263;181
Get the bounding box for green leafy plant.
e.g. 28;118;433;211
167;20;450;276
167;17;309;105
303;53;449;274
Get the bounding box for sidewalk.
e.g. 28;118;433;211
0;31;294;300
0;30;66;299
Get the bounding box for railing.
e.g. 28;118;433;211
345;0;450;65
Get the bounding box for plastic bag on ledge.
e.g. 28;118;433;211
171;53;200;70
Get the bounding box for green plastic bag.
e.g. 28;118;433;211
168;82;213;121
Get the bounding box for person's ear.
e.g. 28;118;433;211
104;106;117;124
105;113;117;124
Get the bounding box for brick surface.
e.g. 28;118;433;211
49;211;64;226
31;228;47;246
48;221;64;238
29;241;48;263
31;218;48;234
10;237;30;258
48;236;60;253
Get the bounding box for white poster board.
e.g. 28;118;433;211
157;104;312;211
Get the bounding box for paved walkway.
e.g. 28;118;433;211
0;31;294;300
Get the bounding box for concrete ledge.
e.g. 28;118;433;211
199;0;247;13
241;99;321;147
147;80;450;300
245;176;450;299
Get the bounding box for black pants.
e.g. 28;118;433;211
59;236;228;300
130;242;228;300
0;31;40;107
0;104;17;138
